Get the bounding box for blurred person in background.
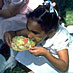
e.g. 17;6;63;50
0;0;44;72
0;0;44;41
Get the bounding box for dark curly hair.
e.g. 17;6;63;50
27;3;59;34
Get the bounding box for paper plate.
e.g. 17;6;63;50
0;54;6;73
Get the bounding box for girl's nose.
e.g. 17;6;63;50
28;34;31;38
28;33;34;39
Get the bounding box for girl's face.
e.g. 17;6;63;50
27;18;46;44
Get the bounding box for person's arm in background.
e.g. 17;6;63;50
4;28;29;47
0;0;24;18
0;0;3;9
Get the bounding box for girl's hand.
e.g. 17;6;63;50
29;46;48;56
4;32;13;47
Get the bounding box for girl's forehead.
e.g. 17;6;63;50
27;18;43;31
28;18;40;27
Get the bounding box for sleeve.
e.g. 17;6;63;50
11;0;24;6
54;30;72;51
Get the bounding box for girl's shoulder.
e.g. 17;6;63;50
44;25;71;46
57;25;70;37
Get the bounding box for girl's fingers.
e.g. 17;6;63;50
6;35;12;47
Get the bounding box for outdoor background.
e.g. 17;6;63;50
55;0;73;26
5;0;73;73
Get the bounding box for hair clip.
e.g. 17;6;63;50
43;0;50;5
50;5;54;13
43;0;54;13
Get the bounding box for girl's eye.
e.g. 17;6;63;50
30;30;40;34
26;26;40;34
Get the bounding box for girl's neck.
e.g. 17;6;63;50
47;29;56;38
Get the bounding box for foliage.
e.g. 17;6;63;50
56;0;73;26
5;63;28;73
64;10;73;26
5;67;27;73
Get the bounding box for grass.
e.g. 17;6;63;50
5;67;27;73
5;62;29;73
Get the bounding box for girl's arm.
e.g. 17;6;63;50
44;49;69;72
29;47;69;72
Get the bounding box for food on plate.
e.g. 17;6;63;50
11;36;35;51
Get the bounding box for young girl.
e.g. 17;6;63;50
4;1;72;73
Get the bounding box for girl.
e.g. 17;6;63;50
4;1;71;73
